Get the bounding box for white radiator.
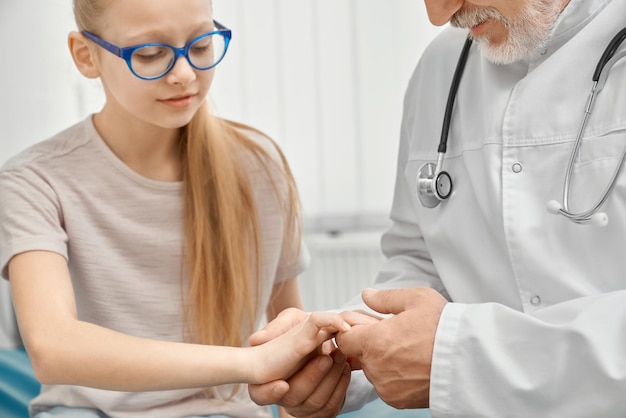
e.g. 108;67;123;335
299;230;386;311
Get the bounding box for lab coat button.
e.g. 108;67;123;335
530;295;541;306
512;163;523;173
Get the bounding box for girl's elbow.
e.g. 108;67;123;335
25;337;66;385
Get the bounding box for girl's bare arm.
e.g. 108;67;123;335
11;252;347;391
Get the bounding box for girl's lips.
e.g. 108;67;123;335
159;94;195;108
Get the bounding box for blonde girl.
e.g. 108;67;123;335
0;0;345;417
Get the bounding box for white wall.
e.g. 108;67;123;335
0;0;441;229
211;0;441;229
0;0;105;161
0;2;441;346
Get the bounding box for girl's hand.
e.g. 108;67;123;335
249;307;309;347
249;311;351;384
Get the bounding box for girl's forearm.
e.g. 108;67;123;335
29;319;253;391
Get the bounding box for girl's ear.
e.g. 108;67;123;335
68;31;100;79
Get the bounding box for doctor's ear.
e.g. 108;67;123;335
68;31;100;79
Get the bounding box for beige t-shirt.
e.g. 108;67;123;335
0;116;307;418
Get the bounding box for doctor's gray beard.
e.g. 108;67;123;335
451;0;563;65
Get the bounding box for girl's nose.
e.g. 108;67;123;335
165;56;197;85
424;0;464;26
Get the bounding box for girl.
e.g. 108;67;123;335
0;0;345;417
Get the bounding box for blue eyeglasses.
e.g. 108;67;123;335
82;20;231;80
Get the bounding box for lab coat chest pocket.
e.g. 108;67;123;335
567;128;626;211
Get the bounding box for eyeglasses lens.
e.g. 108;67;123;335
130;34;227;79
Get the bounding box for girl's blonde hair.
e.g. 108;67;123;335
74;0;301;352
181;104;301;350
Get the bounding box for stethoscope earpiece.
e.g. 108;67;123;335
546;200;609;227
546;200;563;215
590;212;609;227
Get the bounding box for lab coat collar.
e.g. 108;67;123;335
549;0;613;49
523;0;612;71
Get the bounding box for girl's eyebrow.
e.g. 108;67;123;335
118;22;215;45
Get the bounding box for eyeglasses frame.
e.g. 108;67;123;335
81;20;232;80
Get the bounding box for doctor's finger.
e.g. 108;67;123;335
292;362;351;417
248;380;290;406
361;287;441;315
341;310;381;326
281;352;350;415
334;325;370;358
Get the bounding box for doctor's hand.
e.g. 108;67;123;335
335;287;447;409
248;308;352;417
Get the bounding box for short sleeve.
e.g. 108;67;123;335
257;138;310;284
235;125;310;284
0;166;68;279
275;236;310;284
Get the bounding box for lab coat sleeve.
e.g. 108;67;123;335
430;292;626;418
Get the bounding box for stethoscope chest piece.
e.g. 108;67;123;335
417;162;453;208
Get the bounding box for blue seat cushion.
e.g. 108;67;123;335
0;348;40;418
272;397;431;417
1;349;429;418
338;399;431;417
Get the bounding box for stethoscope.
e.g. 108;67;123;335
417;28;626;227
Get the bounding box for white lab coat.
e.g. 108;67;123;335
343;0;626;416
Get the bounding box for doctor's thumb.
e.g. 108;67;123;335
248;380;290;406
361;288;412;315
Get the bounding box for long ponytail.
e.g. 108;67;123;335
181;102;259;349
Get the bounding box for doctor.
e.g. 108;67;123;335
249;0;626;416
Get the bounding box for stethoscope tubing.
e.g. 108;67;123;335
592;27;626;82
416;37;473;208
556;27;626;225
438;38;473;156
420;27;626;227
